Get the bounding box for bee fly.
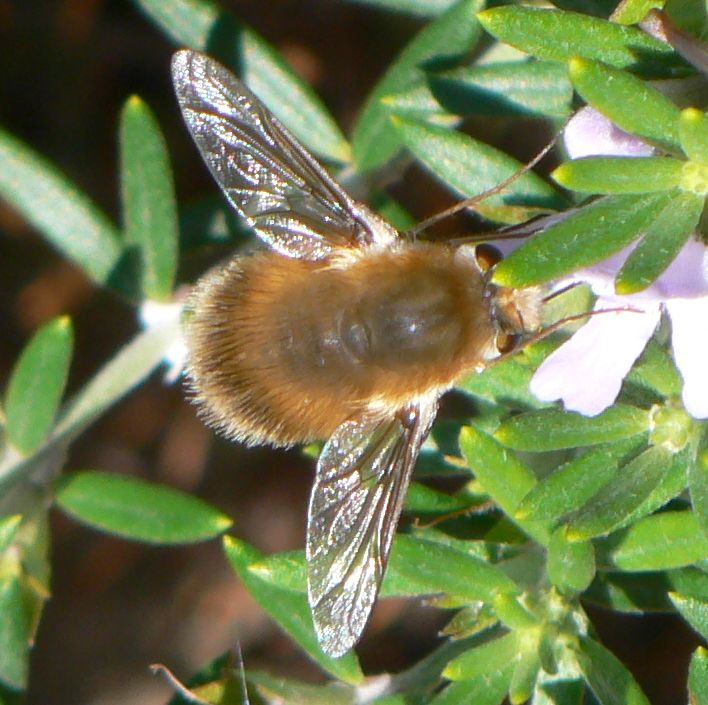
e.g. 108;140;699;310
172;49;543;657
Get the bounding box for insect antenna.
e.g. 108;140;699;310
404;125;565;241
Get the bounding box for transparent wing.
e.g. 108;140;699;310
171;49;395;260
306;397;438;657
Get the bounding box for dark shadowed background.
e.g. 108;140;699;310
0;1;697;703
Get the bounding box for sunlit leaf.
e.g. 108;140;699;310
55;471;232;544
553;156;683;194
352;0;483;171
679;107;708;162
688;647;708;705
576;636;651;705
0;127;122;287
136;0;350;162
4;316;73;455
566;445;676;541
493;192;674;287
223;536;363;683
670;592;708;640
548;528;596;593
478;6;676;75
496;405;649;451
607;510;708;570
120;96;179;301
615;192;703;294
0;576;29;690
568;58;682;152
444;630;518;680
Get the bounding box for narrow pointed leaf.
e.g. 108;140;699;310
55;471;231;544
516;438;643;528
576;636;651;705
680;108;708;162
426;61;573;118
385;534;520;600
120;96;178;301
670;593;708;640
493;192;674;287
0;576;29;690
135;0;349;162
569;58;682;152
394;117;562;212
459;426;547;542
0;515;22;554
478;7;674;73
548;528;596;593
444;631;519;680
351;0;483;171
509;647;540;705
553;157;683;194
626;340;683;398
5;316;73;455
611;1;665;25
566;445;674;541
688;647;708;705
0;126;121;285
496;405;649;451
223;536;363;683
615;191;702;293
608;511;708;570
690;439;708;538
430;667;512;705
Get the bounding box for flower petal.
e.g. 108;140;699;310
666;297;708;418
530;300;660;415
564;107;655;159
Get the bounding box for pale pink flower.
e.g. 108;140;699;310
528;109;708;418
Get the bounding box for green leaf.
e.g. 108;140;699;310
576;636;651;705
569;58;682;152
246;671;353;705
385;534;520;601
670;593;708;640
608;511;708;570
553;157;684;194
691;436;708;538
611;0;664;25
548;528;596;593
51;318;180;446
430;667;512;705
478;6;675;73
0;516;22;554
509;647;540;705
55;471;231;544
0;126;122;287
688;647;708;705
136;0;349;162
459;426;546;542
680;108;708;162
496;405;650;452
625;340;682;398
615;192;703;293
223;536;363;683
444;630;519;680
4;316;73;455
394;117;562;212
493;192;674;287
351;0;483;171
403;481;470;516
458;355;548;410
515;438;643;528
425;61;573;118
0;576;29;690
566;445;676;541
120;96;178;301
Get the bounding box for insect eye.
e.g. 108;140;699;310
496;331;520;354
474;244;502;272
